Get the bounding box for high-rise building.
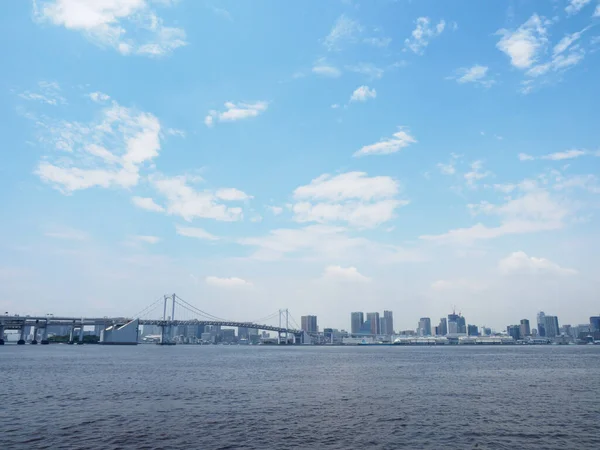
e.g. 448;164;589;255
519;319;531;337
238;327;249;340
380;310;394;335
543;315;560;338
366;312;380;335
537;311;546;337
448;321;458;334
438;318;447;336
467;324;478;336
457;316;466;334
418;317;432;336
507;325;521;341
351;312;364;334
301;315;318;333
590;316;600;332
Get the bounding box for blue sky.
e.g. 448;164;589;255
1;0;599;331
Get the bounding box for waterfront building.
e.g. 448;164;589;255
366;312;380;335
507;325;520;341
380;310;394;335
590;316;600;332
457;316;466;334
543;315;560;338
448;321;458;334
351;312;364;334
519;319;531;337
482;327;491;336
467;324;478;336
418;317;432;336
432;326;440;336
238;327;249;340
301;315;318;333
537;311;546;337
438;318;447;336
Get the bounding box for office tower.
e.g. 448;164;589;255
457;315;466;334
432;326;440;336
418;317;432;336
482;327;491;336
467;324;478;336
238;327;249;340
439;318;447;336
507;325;521;341
381;310;394;335
520;319;531;337
301;315;318;333
351;312;364;334
537;311;546;337
366;312;380;335
543;315;559;338
448;321;458;334
590;316;600;332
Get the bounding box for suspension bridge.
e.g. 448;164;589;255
0;294;305;346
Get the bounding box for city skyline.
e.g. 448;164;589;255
1;2;600;331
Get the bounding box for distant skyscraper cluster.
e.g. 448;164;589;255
350;310;393;336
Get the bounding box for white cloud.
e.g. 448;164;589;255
20;81;66;105
132;196;165;212
451;65;494;87
565;0;592;15
293;172;399;202
542;149;586;160
595;4;600;16
519;153;535;161
134;235;160;244
346;63;384;80
431;279;486;292
266;205;283;216
34;0;186;57
312;60;342;78
44;227;88;240
363;37;391;47
519;149;587;161
464;161;491;187
350;85;376;102
237;224;423;263
215;188;252;201
166;128;185;137
292;172;405;228
322;265;371;282
354;127;417;157
205;101;268;126
331;104;340;109
175;225;219;241
89;91;110;102
496;14;548;69
34;98;161;193
150;175;244;222
210;6;232;21
421;186;571;244
437;163;455;175
499;251;577;275
324;14;362;50
205;276;252;288
404;17;446;55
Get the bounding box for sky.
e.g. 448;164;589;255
0;0;599;332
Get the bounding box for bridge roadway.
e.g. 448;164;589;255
0;316;298;333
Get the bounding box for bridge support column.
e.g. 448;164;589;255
41;323;49;345
31;324;38;344
77;326;84;345
68;326;74;345
18;325;26;345
0;324;5;345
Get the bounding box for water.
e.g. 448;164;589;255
1;345;599;450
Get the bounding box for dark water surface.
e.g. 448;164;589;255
1;345;599;449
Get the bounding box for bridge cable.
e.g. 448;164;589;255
130;296;164;319
173;298;230;322
174;295;229;321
